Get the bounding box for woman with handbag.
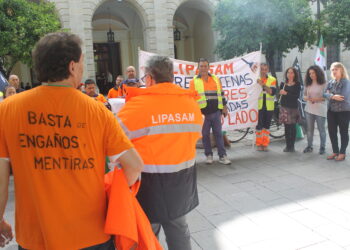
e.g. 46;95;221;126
324;62;350;161
279;67;301;152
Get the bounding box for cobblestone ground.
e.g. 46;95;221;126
4;132;350;250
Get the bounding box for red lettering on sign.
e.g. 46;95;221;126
186;64;195;75
215;64;223;75
223;63;234;74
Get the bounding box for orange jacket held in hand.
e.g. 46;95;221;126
104;169;162;250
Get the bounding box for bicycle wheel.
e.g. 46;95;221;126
226;128;250;143
270;116;284;138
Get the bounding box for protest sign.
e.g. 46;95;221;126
139;50;261;130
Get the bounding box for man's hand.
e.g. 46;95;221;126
222;106;228;118
0;219;13;248
0;159;11;248
118;148;144;186
257;79;264;86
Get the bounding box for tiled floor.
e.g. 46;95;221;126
4;135;350;249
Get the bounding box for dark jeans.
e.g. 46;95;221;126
202;110;226;157
19;238;114;250
152;215;191;250
285;123;296;149
256;109;274;130
327;110;350;154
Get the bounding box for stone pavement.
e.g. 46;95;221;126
4;135;350;250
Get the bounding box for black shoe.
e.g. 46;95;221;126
303;146;313;153
319;147;325;155
283;147;290;152
289;147;296;152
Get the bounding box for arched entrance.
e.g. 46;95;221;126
92;0;145;94
173;0;215;62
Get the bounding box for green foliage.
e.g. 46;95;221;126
321;0;350;48
0;0;61;76
214;0;316;75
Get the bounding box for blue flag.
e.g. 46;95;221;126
0;71;8;93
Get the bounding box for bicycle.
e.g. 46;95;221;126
226;105;284;142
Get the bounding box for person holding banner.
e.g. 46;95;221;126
279;67;301;152
189;58;231;165
324;62;350;161
118;55;202;250
256;63;277;151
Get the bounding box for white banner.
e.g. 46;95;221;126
139;50;262;130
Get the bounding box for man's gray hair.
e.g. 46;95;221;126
145;56;174;83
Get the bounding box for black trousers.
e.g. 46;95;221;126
327;110;350;154
18;238;114;250
284;124;296;149
256;109;274;130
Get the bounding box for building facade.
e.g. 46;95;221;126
11;0;350;88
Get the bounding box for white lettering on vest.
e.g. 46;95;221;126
151;113;195;124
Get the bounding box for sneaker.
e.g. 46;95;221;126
319;147;325;155
257;146;264;151
219;156;231;165
262;146;269;152
206;155;213;164
303;146;313;153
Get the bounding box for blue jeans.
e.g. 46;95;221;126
305;112;326;148
202;110;226;157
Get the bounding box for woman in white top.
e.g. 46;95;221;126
303;65;327;154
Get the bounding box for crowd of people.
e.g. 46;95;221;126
0;31;349;250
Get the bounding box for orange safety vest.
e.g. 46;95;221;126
104;169;162;250
118;83;203;173
108;87;120;99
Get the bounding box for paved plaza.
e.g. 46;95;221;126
4;134;350;250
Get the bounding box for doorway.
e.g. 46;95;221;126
93;42;122;95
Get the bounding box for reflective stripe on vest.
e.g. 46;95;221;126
117;116;202;140
258;76;276;111
143;158;195;173
193;75;223;109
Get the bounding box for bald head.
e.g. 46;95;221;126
126;66;136;79
9;75;20;89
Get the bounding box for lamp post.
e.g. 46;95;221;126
107;7;115;43
174;28;181;41
107;27;115;43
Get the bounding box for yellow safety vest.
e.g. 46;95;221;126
258;75;276;111
193;74;223;109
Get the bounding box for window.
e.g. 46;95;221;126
327;43;340;69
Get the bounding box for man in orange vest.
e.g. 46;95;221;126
118;55;203;250
85;79;108;103
107;75;124;99
118;66;141;97
0;32;144;250
189;58;231;165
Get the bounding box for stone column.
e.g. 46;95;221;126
141;0;175;57
52;0;96;80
